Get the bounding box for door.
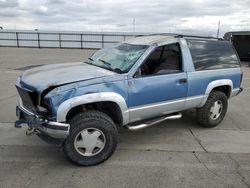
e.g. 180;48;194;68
127;43;188;122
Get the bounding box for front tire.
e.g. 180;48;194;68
63;110;118;166
197;91;228;128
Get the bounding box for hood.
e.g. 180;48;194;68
20;62;116;92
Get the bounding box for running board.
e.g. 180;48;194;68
125;112;182;131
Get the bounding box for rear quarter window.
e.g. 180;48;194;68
186;39;240;71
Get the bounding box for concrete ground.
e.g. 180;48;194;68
0;47;250;188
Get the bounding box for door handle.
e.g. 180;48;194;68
179;78;187;84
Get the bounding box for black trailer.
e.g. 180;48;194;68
224;31;250;62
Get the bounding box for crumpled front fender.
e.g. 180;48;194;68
56;92;129;125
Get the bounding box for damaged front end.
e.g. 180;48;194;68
14;61;126;144
15;78;70;143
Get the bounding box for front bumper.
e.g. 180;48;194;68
15;99;70;140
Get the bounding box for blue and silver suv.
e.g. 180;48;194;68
15;34;243;166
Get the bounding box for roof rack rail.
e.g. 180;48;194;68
140;33;179;37
135;33;224;40
175;34;224;40
148;33;179;36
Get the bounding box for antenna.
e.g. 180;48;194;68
133;17;135;36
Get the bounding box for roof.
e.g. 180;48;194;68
124;35;176;45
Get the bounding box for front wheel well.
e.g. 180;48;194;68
211;85;231;98
65;101;123;126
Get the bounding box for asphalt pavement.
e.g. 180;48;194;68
0;47;250;188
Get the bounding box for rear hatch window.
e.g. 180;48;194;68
186;39;240;71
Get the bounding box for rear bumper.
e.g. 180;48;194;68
15;99;70;140
237;87;243;95
230;87;243;97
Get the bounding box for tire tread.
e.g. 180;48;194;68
63;110;118;166
197;91;228;128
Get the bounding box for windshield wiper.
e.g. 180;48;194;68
87;57;111;67
87;58;123;74
83;57;94;65
99;59;125;74
99;59;124;73
99;59;111;66
98;59;114;70
88;57;94;62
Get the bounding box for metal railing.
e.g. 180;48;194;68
0;30;141;49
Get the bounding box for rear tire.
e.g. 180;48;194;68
63;110;118;166
197;91;228;128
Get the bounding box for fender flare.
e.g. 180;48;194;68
199;79;233;107
56;92;129;125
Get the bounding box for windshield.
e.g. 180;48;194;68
87;43;148;73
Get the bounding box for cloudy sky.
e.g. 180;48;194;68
0;0;250;36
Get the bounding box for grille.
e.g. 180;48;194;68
16;81;38;110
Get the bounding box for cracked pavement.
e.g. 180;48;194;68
0;47;250;188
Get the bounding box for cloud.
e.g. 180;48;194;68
0;0;19;8
0;0;250;36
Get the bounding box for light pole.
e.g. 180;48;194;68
133;17;135;36
216;20;220;38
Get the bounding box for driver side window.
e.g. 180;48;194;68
135;43;182;77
